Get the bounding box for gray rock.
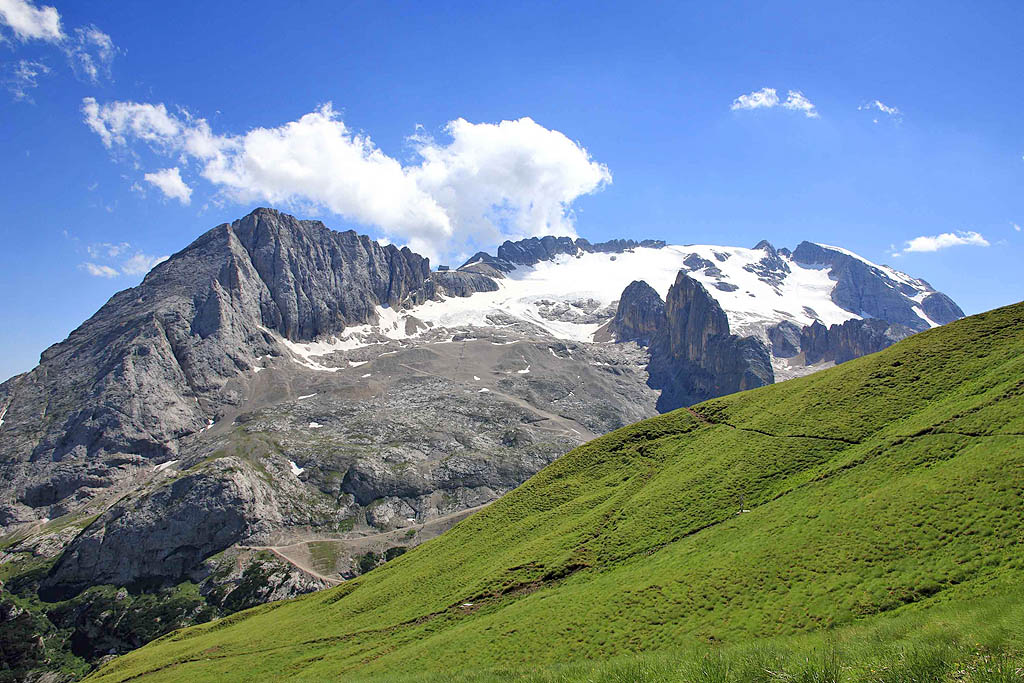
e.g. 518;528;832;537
790;241;961;331
767;320;803;358
44;457;281;596
0;208;442;517
921;292;965;325
744;241;791;288
493;235;666;267
610;281;666;346
647;272;773;411
800;318;916;364
430;270;499;298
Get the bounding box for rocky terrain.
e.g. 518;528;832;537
0;207;963;679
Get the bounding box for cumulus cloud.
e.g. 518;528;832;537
82;98;181;148
0;0;62;42
81;262;119;278
2;59;49;101
899;230;990;254
81;100;611;259
144;167;192;204
1013;223;1021;232
409;117;612;253
731;87;819;118
859;99;902;123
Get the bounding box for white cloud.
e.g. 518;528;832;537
0;1;117;101
781;91;819;118
65;26;116;83
82;98;182;149
731;87;780;111
81;100;611;259
86;241;130;259
81;242;168;278
731;87;819;118
900;230;990;254
121;252;169;276
144;167;192;204
408;117;612;254
82;262;119;278
859;100;902;123
0;0;62;42
1013;223;1021;232
3;59;49;101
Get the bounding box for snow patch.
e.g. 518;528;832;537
478;388;490;393
308;421;323;429
348;360;368;367
0;405;6;427
473;376;481;381
912;305;940;328
289;461;305;476
517;364;531;374
154;459;179;472
297;393;317;400
361;373;372;378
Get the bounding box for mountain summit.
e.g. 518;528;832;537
0;209;964;675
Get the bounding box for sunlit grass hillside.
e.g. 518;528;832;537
89;302;1024;682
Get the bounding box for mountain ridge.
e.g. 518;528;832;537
0;207;970;679
81;299;1024;682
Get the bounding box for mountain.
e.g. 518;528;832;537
0;208;965;677
81;301;1024;682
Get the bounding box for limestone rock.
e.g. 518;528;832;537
611;281;667;346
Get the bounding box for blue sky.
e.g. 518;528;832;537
1;0;1022;381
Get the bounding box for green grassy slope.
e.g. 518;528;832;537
88;303;1024;682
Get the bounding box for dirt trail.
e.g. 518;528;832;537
239;502;492;584
237;545;343;585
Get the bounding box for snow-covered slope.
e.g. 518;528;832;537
276;239;952;359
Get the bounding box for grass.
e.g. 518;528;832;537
307;541;342;574
347;594;1024;682
86;302;1024;682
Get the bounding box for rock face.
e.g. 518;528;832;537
921;292;964;325
791;241;964;330
430;270;499;298
626;272;774;412
0;209;968;678
767;320;803;358
0;208;445;524
744;241;791;288
43;458;281;597
610;281;666;345
800;318;916;365
476;235;668;270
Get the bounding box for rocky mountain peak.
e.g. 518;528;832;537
610;280;666;346
790;241;964;330
646;272;773;411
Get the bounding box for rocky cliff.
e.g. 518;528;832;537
0;210;966;679
798;318;917;365
610;280;666;345
791;241;964;331
647;272;774;411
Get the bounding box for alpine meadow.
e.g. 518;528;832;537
2;2;1023;682
83;302;1024;682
